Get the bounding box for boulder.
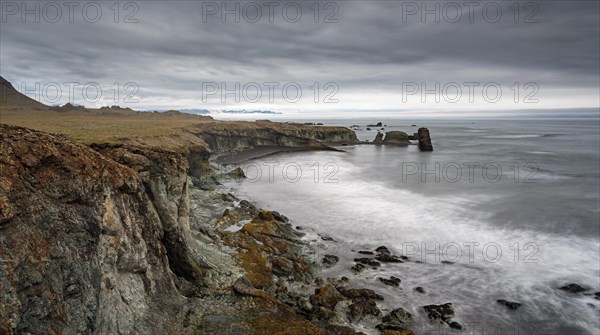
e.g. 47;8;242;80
310;283;343;308
382;307;413;324
383;131;409;145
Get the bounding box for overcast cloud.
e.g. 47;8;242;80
1;0;598;116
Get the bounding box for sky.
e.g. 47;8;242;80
1;0;599;118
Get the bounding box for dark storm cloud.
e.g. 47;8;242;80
0;0;598;110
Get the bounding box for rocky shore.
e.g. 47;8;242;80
0;124;408;334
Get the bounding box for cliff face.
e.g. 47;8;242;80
0;125;200;334
193;123;358;153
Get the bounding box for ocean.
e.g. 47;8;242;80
224;118;600;334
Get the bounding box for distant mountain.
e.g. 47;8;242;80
0;76;48;109
221;110;282;115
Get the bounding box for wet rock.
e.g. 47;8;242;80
271;211;289;223
375;246;391;254
310;283;343;308
417;127;433;151
358;251;374;255
348;300;381;322
497;299;522;310
340;288;384;301
559;283;588;293
382;307;413;324
322;254;340;267
379;276;401;287
366;128;371;131
595;292;600;300
383;131;409;145
414;287;426;294
441;261;454;265
351;263;366;273
423;303;455;324
354;258;381;267
239;199;256;209
367;122;383;127
448;321;462;330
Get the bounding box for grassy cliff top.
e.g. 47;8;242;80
0;77;352;150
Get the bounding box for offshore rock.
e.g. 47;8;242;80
417;127;433;151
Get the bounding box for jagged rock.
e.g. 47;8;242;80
559;283;588;293
379;276;401;287
423;303;455;324
348;300;381;322
376;246;391;254
383;131;409;145
322;255;340;267
310;283;343;308
497;299;522;310
367;122;383;127
417;127;433;151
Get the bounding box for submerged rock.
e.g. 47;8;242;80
560;283;588;293
351;263;366;273
322;254;340;267
414;287;426;294
379;276;401;287
354;258;382;267
497;299;522;310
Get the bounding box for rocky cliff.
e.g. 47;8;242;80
0;125;201;334
192;122;358;154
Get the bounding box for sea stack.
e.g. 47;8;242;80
418;128;433;151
